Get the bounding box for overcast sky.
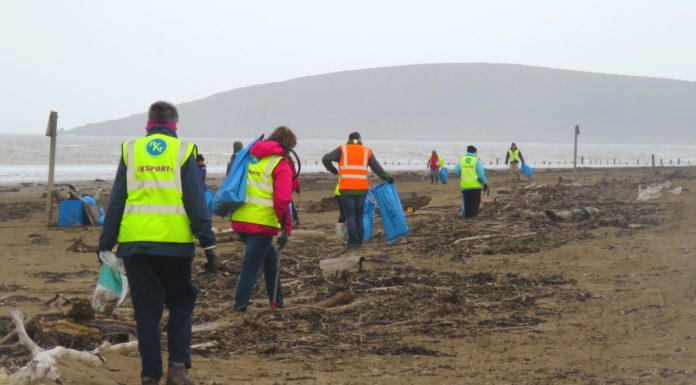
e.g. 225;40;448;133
1;0;694;135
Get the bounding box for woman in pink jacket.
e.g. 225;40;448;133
230;126;296;311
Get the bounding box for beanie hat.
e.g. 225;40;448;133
233;141;243;153
348;132;361;141
467;145;477;153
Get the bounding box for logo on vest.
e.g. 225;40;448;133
146;139;167;156
465;158;472;163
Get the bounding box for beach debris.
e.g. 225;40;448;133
452;232;537;245
319;255;365;274
669;186;683;196
637;181;672;201
65;239;98;253
518;209;548;221
1;308;138;384
545;207;599;222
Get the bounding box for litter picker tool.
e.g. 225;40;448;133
271;212;287;310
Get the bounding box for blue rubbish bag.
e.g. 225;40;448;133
439;167;448;184
371;182;410;244
211;135;263;216
204;188;215;214
521;163;534;177
363;191;376;241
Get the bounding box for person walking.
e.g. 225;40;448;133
457;145;488;218
225;141;244;176
322;132;392;248
98;101;219;385
196;154;207;192
230;126;296;311
427;150;444;184
504;142;525;182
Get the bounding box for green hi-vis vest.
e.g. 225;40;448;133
118;134;196;243
460;155;482;189
230;155;283;228
508;148;520;163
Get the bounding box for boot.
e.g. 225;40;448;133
142;377;159;385
335;222;346;240
166;362;195;385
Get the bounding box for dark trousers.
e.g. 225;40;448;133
339;194;366;246
335;196;346;223
123;255;197;380
461;189;482;218
234;233;283;310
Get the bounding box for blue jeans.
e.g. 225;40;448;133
234;233;283;310
339;194;366;246
123;255;196;380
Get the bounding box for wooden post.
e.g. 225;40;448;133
580;156;584;165
45;111;58;226
573;125;580;171
651;154;655;168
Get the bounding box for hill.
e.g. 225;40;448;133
68;63;696;144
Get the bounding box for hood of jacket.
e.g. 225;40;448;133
251;140;285;159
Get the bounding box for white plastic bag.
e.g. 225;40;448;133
92;251;129;315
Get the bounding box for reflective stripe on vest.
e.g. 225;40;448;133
508;148;520;163
118;134;196;243
460;155;482;189
338;144;370;190
230;155;283;228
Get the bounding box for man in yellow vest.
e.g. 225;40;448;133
322;132;392;247
504;142;525;182
456;145;489;218
98;101;218;385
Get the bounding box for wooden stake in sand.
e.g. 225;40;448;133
45;111;58;226
573;124;580;172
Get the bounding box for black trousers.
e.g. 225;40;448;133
123;255;197;380
461;189;481;218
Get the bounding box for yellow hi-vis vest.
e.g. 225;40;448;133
508;148;520;163
118;134;196;243
460;155;482;189
230;155;283;228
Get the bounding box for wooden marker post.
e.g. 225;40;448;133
45;111;58;226
573;125;580;172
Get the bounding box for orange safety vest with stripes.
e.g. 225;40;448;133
338;144;371;191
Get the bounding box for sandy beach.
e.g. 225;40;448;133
1;166;695;384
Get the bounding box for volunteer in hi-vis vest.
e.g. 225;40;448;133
322;131;392;248
504;142;525;182
457;145;488;219
427;150;444;184
97;101;217;384
230;126;296;311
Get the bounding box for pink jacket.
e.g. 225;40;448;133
231;140;293;236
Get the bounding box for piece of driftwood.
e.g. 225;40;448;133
316;291;355;308
65;239;98;253
452;232;537;245
290;229;327;240
319;256;365;274
518;210;548;221
545;207;599;222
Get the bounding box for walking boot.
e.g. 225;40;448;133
142;377;159;385
165;362;195;385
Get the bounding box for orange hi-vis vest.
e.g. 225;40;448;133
338;144;371;191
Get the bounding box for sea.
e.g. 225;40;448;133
0;134;694;183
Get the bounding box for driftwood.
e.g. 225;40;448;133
319;256;365;274
545;207;599;222
452;232;537;246
316;291;355;308
518;210;548;221
65;239;98;253
3;309;138;384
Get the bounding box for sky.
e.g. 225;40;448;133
1;0;694;135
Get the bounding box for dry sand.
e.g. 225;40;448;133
1;167;695;384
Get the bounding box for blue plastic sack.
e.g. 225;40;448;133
211;136;262;216
439;167;448;184
363;191;376;241
521;163;534;177
371;183;410;244
204;188;215;214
